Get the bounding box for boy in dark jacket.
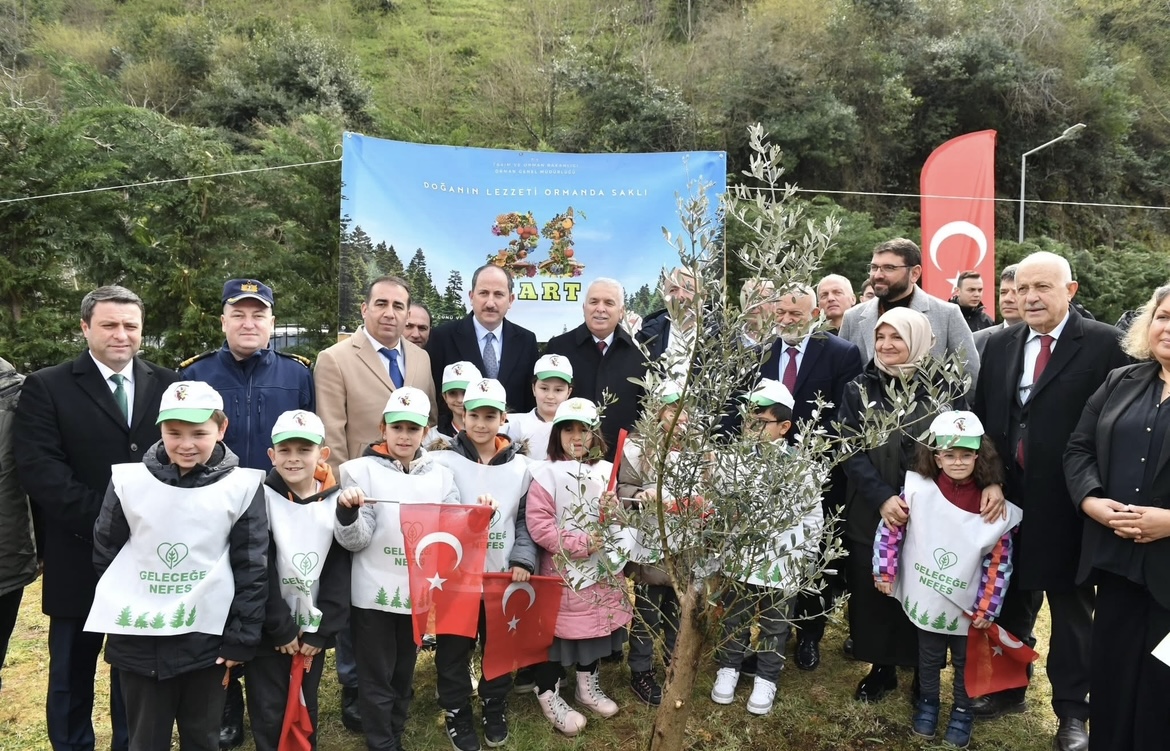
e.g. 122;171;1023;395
90;381;268;751
246;410;350;751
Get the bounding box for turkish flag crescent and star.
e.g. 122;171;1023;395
965;623;1038;697
277;654;313;751
401;503;492;645
920;130;997;310
481;573;564;681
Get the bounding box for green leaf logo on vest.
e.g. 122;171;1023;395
293;552;320;576
933;548;958;570
157;542;190;570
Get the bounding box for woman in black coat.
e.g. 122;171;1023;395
1065;284;1170;751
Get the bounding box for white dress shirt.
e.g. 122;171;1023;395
1019;310;1070;402
91;353;135;426
472;317;504;363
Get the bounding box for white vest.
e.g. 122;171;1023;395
341;457;455;614
892;472;1023;635
86;463;263;637
530;460;625;589
428;451;530;574
264;485;337;633
504;411;552;461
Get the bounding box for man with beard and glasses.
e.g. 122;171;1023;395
839;238;979;386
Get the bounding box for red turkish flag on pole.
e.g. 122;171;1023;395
920;130;997;310
401;503;492;645
481;573;564;681
277;654;314;751
965;623;1038;697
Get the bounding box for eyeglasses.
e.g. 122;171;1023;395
936;452;976;463
866;264;911;275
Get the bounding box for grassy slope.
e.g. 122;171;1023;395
3;579;1057;751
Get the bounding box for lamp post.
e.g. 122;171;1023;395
1018;123;1086;243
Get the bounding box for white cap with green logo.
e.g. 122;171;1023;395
928;410;984;450
383;387;431;427
463;378;508;413
534;354;573;383
746;378;795;410
442;361;482;393
271;410;326;445
156;381;223;424
552;397;600;427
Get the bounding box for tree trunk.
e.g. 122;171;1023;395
648;583;706;751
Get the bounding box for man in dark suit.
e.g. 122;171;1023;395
760;286;864;671
972;264;1022;359
14;286;179;751
972;252;1129;751
427;264;539;416
546;278;647;460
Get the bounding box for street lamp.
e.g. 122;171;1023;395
1018;123;1086;243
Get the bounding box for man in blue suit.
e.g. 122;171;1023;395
761;286;864;671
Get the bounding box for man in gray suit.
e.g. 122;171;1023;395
973;264;1022;359
838;238;979;384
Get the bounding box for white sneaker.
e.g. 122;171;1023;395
535;686;587;737
711;667;739;705
575;668;619;717
746;676;777;715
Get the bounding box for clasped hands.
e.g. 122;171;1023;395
1082;496;1170;542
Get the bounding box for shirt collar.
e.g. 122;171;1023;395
781;333;812;353
472;316;503;344
363;327;402;356
90;352;134;383
592;331;615;348
1026;309;1071;342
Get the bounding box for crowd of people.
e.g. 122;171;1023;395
0;239;1166;751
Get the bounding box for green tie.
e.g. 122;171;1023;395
110;374;129;423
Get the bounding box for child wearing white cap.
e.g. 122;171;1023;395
246;410;351;751
88;381;268;749
428;362;483;449
333;387;461;751
873;410;1021;748
428;378;539;749
502;354;573;461
711;379;823;717
525;398;633;737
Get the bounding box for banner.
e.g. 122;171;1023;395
340;134;727;339
920;131;997;310
481;573;564;681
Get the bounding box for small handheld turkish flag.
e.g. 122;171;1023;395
481;573;564;681
277;654;313;751
401;503;492;645
965;623;1038;697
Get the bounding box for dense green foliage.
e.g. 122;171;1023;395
3;0;1169;369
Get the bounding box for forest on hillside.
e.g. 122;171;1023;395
3;0;1170;369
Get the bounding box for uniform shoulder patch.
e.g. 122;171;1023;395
178;350;215;370
276;351;312;368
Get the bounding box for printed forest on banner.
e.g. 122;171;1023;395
400;503;492;645
340;133;726;339
481;573;564;681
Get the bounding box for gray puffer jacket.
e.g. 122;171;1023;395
0;358;37;597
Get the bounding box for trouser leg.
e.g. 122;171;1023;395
949;634;970;709
119;669;180;751
353;608;417;750
0;588;23;691
628;584;661;673
1045;585;1094;722
246;653;292;751
335;625;359;689
753;588;791;683
916;630;947;702
46;616;101;751
533;662;563;693
173;665;229;751
716;583;757;670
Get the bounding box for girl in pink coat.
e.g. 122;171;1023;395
526;398;633;737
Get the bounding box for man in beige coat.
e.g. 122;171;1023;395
316;275;438;470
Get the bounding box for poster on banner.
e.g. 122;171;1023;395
339;133;727;340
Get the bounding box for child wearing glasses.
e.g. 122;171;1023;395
872;411;1021;749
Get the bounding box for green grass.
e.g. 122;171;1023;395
2;579;1058;750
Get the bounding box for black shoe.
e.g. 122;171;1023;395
795;638;820;671
968;692;1027;720
482;697;508;748
842;636;854;659
630;670;662;706
853;665;897;703
739;652;758;679
219;675;245;750
341;685;363;733
513;667;536;694
444;704;481;751
1053;718;1088;751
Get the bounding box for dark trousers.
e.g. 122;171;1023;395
917;629;969;707
717;583;792;683
991;582;1092;720
352;608;417;751
628;584;678;673
845;539;919;668
1089;572;1170;751
246;652;325;751
47;616;130;751
0;588;23;691
335;624;359;689
119;665;226;751
794;472;849;643
435;601;511;710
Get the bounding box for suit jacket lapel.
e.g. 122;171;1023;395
353;328;394;389
794;336;825;394
74;353;130;431
457;315;487;372
1030;313;1083;402
129;359;159;433
496;320;519;385
1005;325;1028;408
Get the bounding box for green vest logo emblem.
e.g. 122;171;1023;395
293;552;320;576
157;542;189;570
933;548;958;570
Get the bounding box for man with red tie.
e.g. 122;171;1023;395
972;251;1128;751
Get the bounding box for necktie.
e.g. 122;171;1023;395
1018;334;1055;467
482;333;499;378
597;340;608;356
110;374;129;423
381;348;404;388
782;346;799;393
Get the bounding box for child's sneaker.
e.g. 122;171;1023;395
911;697;941;738
443;704;481;751
575;668;619;717
481;697;508;748
630;670;662;706
942;706;975;748
745;676;777;716
535;687;587;737
513;667;536;694
710;667;739;705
